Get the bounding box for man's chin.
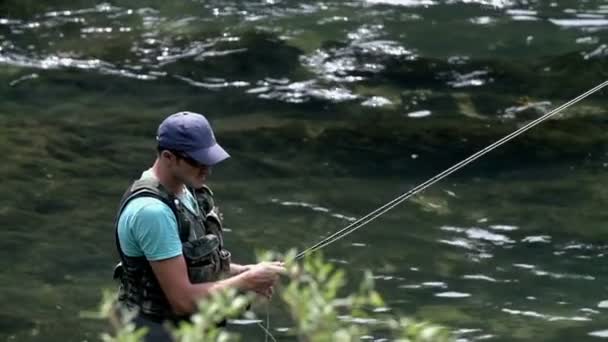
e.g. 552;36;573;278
192;177;206;188
182;177;205;190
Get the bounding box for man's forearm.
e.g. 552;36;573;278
182;272;250;314
229;263;250;276
165;267;252;316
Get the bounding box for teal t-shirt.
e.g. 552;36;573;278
117;170;198;261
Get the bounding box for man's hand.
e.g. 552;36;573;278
263;285;274;299
240;262;285;297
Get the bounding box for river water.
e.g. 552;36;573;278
1;0;608;341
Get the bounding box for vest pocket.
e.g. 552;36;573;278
187;264;217;283
183;234;219;259
183;234;221;283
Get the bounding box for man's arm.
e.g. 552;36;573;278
229;263;250;276
150;256;283;315
128;198;282;315
150;256;249;315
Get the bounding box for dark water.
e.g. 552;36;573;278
1;0;608;341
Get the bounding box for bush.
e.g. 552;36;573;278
93;251;452;342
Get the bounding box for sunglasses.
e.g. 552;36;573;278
168;150;207;169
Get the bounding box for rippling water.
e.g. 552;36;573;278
1;0;608;341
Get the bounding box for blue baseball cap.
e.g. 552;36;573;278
156;111;230;166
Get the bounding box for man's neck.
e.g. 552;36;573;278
150;159;184;195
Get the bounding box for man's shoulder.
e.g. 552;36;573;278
122;196;174;219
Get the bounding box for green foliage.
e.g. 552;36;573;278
80;290;149;342
95;251;452;342
172;288;253;342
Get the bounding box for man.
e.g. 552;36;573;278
113;111;284;341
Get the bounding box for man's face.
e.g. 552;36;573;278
167;151;211;188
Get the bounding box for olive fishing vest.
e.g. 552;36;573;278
113;178;231;321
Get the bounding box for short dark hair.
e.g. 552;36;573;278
157;145;168;154
157;145;183;155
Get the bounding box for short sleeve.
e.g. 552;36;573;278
129;198;183;261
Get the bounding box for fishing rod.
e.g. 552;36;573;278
295;80;608;261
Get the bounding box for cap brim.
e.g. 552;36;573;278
186;143;230;166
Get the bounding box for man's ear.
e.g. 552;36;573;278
160;150;174;161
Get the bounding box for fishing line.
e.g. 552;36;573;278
256;301;276;342
295;80;608;261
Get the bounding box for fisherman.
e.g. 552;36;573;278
112;111;285;341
